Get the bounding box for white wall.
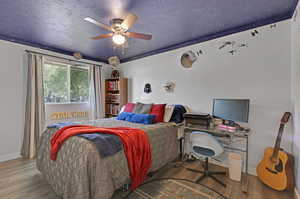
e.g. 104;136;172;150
0;39;110;162
292;4;300;193
121;20;293;175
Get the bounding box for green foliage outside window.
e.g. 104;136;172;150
43;62;89;103
70;67;89;102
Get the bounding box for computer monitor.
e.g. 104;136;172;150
212;99;250;123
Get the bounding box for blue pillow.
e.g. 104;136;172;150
129;113;156;125
117;112;133;121
117;112;155;125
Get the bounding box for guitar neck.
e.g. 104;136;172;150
271;124;285;160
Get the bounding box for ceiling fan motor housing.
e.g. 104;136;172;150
110;18;125;32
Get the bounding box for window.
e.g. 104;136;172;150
43;61;89;103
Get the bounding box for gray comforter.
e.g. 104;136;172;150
36;119;179;199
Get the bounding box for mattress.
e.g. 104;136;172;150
36;118;179;199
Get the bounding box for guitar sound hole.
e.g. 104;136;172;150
265;159;283;174
275;159;283;172
266;167;277;174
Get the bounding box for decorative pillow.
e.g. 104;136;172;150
129;113;156;125
184;105;191;113
119;105;125;113
117;112;133;120
164;105;175;122
124;103;135;112
150;104;166;123
117;112;155;125
132;102;153;114
169;105;187;123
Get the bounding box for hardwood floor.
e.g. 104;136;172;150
0;158;294;199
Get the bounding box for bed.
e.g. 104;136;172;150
36;118;179;199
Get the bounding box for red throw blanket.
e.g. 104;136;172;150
50;125;152;189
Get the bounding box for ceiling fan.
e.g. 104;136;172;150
84;13;152;45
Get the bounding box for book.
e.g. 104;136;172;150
108;80;120;91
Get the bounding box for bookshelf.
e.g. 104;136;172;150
105;78;128;117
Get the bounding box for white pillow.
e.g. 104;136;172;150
184;105;191;113
119;105;125;113
164;105;175;122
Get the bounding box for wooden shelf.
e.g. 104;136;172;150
104;78;128;118
105;102;120;104
107;90;120;92
106;113;118;116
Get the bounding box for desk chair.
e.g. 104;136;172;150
186;131;227;187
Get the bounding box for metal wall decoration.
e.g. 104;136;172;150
251;30;259;36
163;82;175;93
144;83;152;94
219;41;236;50
180;49;204;69
219;40;248;55
237;43;248;48
227;50;236;55
180;50;197;68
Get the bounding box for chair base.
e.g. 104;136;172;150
186;157;227;187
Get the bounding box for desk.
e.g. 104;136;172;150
180;124;250;193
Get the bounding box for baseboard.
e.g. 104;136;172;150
248;167;257;176
295;187;300;199
0;153;21;163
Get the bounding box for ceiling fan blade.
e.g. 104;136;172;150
121;13;138;30
91;33;114;40
84;17;113;32
126;32;152;40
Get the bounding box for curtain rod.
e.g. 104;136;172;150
25;50;103;67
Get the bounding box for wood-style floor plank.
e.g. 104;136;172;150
0;158;294;199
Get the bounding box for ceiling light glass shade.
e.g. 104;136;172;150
112;34;126;45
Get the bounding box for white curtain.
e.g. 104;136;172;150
21;53;45;159
89;65;104;120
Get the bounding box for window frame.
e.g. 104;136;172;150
43;59;90;105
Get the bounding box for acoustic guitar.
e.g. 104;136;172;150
257;112;294;191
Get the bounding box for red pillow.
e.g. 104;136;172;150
150;104;166;123
124;103;136;112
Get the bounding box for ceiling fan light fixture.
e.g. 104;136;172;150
84;13;152;49
112;34;126;45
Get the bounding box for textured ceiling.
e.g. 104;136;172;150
0;0;298;63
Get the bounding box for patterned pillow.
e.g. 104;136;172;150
132;102;153;114
124;103;136;112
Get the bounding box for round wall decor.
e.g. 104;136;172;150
180;50;197;68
